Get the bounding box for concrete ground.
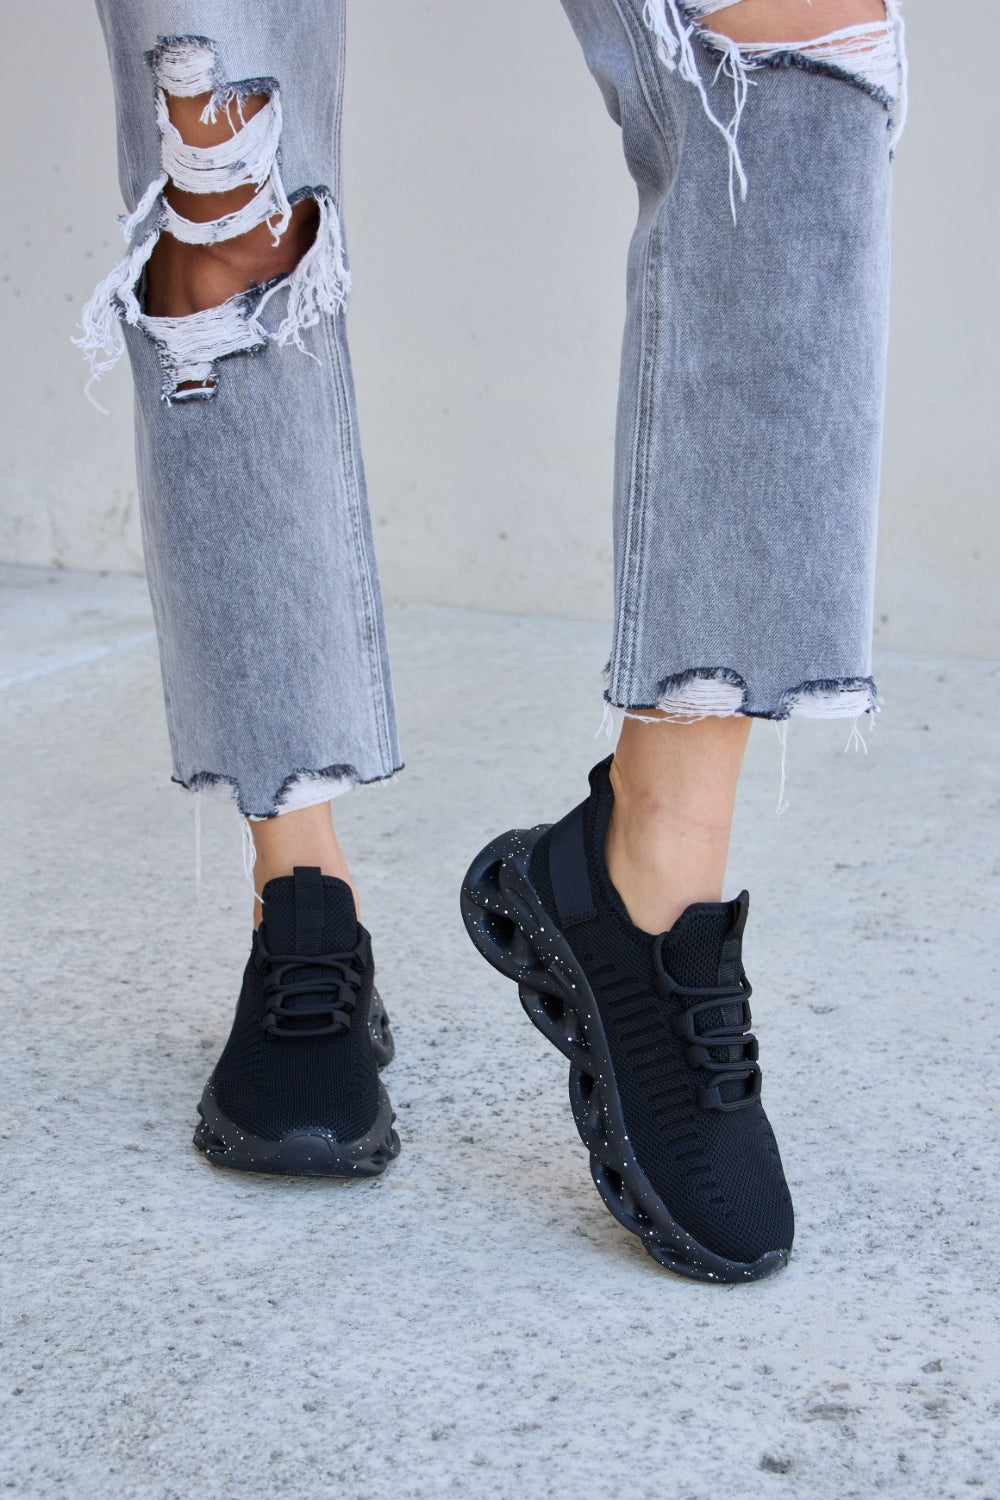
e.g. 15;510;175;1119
1;562;998;1500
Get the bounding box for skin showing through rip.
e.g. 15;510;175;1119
704;0;887;45
144;90;319;321
605;714;752;935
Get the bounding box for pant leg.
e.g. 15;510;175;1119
558;0;904;720
83;0;400;817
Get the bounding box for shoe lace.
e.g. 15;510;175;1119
257;929;365;1040
656;963;762;1113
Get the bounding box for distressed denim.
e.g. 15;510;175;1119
81;1;906;816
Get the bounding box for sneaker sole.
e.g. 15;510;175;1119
461;828;790;1284
193;990;400;1178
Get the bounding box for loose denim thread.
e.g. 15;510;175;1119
775;721;790;815
194;788;203;910
239;815;262;907
642;0;907;219
643;0;750;219
190;797;265;914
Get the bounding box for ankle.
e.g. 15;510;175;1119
604;811;725;933
604;763;735;934
609;751;739;846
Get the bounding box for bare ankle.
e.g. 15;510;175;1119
250;804;359;928
604;714;750;933
605;804;726;934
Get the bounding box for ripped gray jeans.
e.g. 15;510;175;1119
80;0;907;818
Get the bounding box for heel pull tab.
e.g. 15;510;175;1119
719;890;750;984
547;801;596;928
293;866;325;954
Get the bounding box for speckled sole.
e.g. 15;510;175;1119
193;1080;400;1177
193;989;400;1178
461;828;789;1284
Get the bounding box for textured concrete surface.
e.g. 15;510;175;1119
1;564;998;1500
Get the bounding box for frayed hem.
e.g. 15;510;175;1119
779;677;881;722
604;668;881;724
600;669;880;815
174;762;404;820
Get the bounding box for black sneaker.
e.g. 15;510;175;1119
461;758;793;1282
194;866;400;1177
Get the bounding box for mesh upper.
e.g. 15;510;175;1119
530;758;793;1264
211;873;381;1142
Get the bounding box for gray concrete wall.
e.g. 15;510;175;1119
1;1;996;656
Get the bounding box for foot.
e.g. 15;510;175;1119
461;758;794;1282
194;866;400;1176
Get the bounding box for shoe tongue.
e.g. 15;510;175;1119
658;891;749;989
261;866;359;956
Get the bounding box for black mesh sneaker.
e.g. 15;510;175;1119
194;866;400;1177
461;758;794;1282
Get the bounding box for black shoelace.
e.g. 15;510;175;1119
257;930;364;1039
655;962;762;1113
